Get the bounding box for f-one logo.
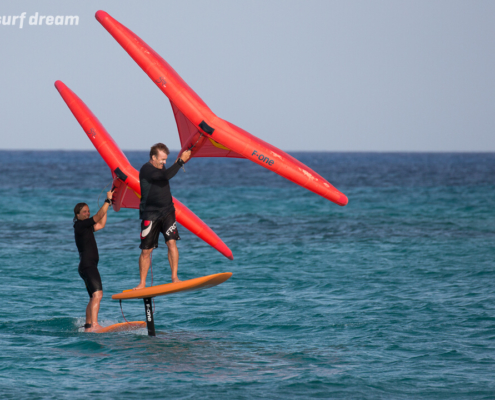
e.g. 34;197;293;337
155;76;167;87
87;128;96;139
252;150;275;166
146;304;152;322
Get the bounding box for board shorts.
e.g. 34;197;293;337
139;211;180;250
78;262;103;297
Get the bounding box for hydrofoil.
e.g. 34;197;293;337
111;273;232;336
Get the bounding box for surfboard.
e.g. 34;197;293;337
92;321;147;333
112;272;232;300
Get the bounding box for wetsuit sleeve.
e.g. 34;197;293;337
74;217;96;233
144;161;183;181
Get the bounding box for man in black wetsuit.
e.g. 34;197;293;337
73;189;114;332
133;143;191;289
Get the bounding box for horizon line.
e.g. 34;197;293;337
1;149;494;154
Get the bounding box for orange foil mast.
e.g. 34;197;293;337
95;11;348;207
55;80;233;260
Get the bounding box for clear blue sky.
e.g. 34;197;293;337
1;0;494;151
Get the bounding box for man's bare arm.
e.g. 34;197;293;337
94;189;114;231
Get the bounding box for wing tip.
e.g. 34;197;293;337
95;10;109;23
338;193;348;206
54;80;65;91
216;242;234;260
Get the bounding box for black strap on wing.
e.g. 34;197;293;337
199;120;215;135
114;167;128;182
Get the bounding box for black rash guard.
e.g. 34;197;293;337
139;160;183;220
74;217;99;265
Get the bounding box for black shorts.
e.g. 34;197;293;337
139;211;180;250
78;262;103;297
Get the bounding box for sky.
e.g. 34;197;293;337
0;0;494;152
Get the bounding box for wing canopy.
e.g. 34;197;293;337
96;10;348;206
172;102;243;158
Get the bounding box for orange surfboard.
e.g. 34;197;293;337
112;273;232;300
92;321;146;333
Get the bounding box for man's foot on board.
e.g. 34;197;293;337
84;323;92;332
87;323;102;332
132;283;146;290
171;277;181;283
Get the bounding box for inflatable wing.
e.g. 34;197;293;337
55;80;233;260
95;11;348;207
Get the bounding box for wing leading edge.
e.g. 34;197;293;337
95;10;348;206
55;80;233;260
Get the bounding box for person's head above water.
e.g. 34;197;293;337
74;203;89;222
149;143;170;170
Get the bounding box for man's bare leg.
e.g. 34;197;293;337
84;300;92;331
87;290;103;332
133;248;153;290
166;240;180;283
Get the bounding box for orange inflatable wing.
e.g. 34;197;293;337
55;80;233;260
95;10;348;206
171;103;242;158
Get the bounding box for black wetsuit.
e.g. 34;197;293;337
139;160;183;249
139;160;183;220
74;217;102;296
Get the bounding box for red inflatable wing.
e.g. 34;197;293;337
55;80;233;260
95;10;348;207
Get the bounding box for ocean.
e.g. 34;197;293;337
0;151;494;399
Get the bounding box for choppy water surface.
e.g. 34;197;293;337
0;151;494;399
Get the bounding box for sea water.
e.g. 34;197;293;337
0;151;494;399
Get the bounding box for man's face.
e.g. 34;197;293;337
77;205;90;220
152;150;168;169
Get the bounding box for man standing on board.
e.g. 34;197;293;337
134;143;191;289
73;189;114;332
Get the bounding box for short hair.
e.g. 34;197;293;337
150;143;170;159
73;202;88;222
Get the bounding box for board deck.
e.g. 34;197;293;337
112;272;232;300
92;321;146;333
